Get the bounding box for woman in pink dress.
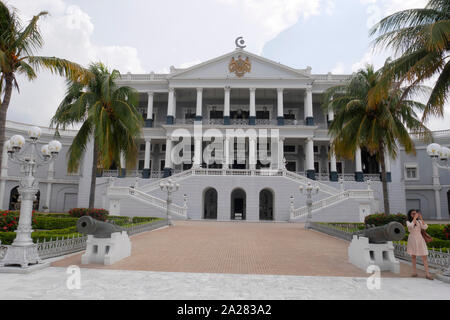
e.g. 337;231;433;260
406;209;433;280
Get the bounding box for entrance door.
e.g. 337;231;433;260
259;189;274;220
231;188;246;220
204;188;218;219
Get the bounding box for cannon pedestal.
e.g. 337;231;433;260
81;231;131;265
348;235;400;274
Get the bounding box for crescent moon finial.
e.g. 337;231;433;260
235;37;246;49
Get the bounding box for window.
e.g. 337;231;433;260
286;161;297;172
404;163;419;180
138;160;145;170
139;144;145;152
161;144;166;152
314;146;320;154
314;162;320;173
284;145;297;154
284;110;296;120
184;109;196;119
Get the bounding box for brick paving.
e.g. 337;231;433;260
52;221;425;278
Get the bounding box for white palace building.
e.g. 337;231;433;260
1;46;449;222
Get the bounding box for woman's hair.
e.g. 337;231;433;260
407;209;416;223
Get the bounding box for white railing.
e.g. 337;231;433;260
139;169;194;192
108;186;187;218
291;189;374;219
284;171;340;195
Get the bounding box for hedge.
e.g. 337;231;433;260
68;208;109;221
0;227;81;245
364;213;407;226
32;217;78;230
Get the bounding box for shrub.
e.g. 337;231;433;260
0;227;81;245
32;217;78;230
132;217;159;224
0;210;37;232
444;225;450;240
364;213;407;227
68;208;109;221
426;224;447;240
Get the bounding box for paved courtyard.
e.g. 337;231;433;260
54;221;425;278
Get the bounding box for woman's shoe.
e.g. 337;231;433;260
425;275;434;280
411;274;418;277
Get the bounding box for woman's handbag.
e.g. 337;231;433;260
421;229;433;243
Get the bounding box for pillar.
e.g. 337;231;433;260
249;137;257;170
277;137;285;170
330;149;338;182
304;87;314;126
0;144;8;209
196;88;203;121
167;88;175;125
277;88;284;126
44;161;54;212
223;137;230;169
305;137;315;180
164;138;173;177
327;107;334;128
145;91;154;127
193;137;202;168
224;87;231;125
355;147;364;182
142;139;151;178
119;152;126;178
249;88;256;125
384;151;392;182
432;163;442;220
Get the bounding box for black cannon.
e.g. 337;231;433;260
355;222;405;244
76;216;125;238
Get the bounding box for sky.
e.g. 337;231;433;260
4;0;449;130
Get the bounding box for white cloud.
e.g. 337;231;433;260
6;0;145;126
331;62;345;74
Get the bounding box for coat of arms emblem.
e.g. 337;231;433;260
229;56;251;78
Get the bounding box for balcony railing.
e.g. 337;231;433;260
168;118;318;127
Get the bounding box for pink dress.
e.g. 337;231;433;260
406;220;429;256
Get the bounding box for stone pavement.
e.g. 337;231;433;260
54;221;425;278
0;267;448;300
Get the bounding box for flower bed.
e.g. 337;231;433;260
68;208;109;221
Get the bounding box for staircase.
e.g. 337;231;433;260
290;189;375;221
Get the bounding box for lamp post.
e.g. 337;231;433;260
299;182;320;229
160;178;180;226
426;143;450;278
0;127;61;268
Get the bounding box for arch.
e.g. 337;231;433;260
259;188;274;221
203;187;218;220
9;186;40;211
231;188;246;220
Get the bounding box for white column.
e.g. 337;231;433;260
165;138;173;169
432;163;442;220
144;140;151;170
147;92;154;120
0;144;8;209
120;152;126;169
304;87;313;125
167;88;175;124
249;137;257;170
355;147;363;182
305;137;315;173
193;137;202;168
330;152;337;172
196;88;203;120
44;161;54;212
249;88;256;124
224;87;231;124
328;108;334;124
223;137;230;169
278;137;285;170
277;88;284;123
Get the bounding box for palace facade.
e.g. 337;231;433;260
1;48;449;222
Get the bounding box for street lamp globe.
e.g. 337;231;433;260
27;126;41;141
10;135;25;152
41;144;51;159
4;140;13;154
426;143;441;158
439;146;450;161
48;140;62;155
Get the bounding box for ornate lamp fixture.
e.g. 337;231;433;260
0;127;61;269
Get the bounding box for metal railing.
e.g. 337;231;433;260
309;222;450;272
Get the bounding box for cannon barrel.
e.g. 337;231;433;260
76;216;124;238
357;222;405;244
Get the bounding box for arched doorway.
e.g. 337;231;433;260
204;188;218;220
259;189;274;221
9;186;40;210
231;188;246;220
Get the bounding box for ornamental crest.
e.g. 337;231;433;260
229;56;251;78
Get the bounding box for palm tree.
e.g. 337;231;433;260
51;63;143;208
370;0;450;121
324;65;431;215
0;2;89;174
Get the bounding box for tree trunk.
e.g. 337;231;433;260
379;150;390;215
88;138;99;209
0;74;14;181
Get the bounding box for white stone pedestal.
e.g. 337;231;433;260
348;235;400;274
81;231;131;265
